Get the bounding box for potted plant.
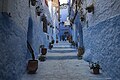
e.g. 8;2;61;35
51;40;55;44
77;47;84;57
81;16;85;21
27;41;38;74
49;42;53;50
39;46;47;61
56;40;58;43
86;4;94;13
48;22;50;26
39;55;46;61
71;41;76;46
30;0;36;6
90;62;101;74
36;6;41;16
41;47;47;55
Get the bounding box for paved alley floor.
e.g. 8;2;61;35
22;41;111;80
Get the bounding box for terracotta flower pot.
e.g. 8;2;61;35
27;60;38;74
41;48;47;55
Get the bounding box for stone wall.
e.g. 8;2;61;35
0;0;51;80
0;11;28;80
82;0;120;79
0;0;29;80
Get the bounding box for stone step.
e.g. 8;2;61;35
89;78;111;80
53;44;71;48
48;48;77;53
48;49;77;53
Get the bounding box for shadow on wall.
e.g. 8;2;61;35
27;17;33;44
0;12;27;80
27;17;33;59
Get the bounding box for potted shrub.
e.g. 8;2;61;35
51;40;55;44
36;6;42;16
56;40;58;43
27;41;38;74
90;62;101;74
81;16;85;21
41;47;47;55
39;55;46;61
86;4;94;13
77;47;84;57
49;42;53;50
30;0;36;6
71;41;76;47
39;46;47;61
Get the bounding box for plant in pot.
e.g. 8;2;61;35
81;16;85;21
56;40;58;43
86;4;94;13
49;42;53;50
27;41;38;74
30;0;36;6
71;41;76;47
41;47;47;55
90;62;101;74
39;45;47;61
77;47;84;58
36;6;42;16
51;40;55;44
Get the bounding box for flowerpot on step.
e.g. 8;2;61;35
77;47;84;57
41;48;47;55
93;67;100;74
27;60;38;74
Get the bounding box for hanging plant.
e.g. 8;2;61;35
36;6;41;16
86;4;94;13
31;0;36;6
48;22;50;26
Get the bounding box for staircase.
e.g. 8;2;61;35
53;41;71;48
48;41;77;53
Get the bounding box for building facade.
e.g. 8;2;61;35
0;0;59;80
69;0;120;79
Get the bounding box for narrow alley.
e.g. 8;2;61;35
22;41;111;80
0;0;120;80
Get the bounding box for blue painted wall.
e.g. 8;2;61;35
74;13;83;48
59;4;73;39
83;15;120;80
0;13;27;80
